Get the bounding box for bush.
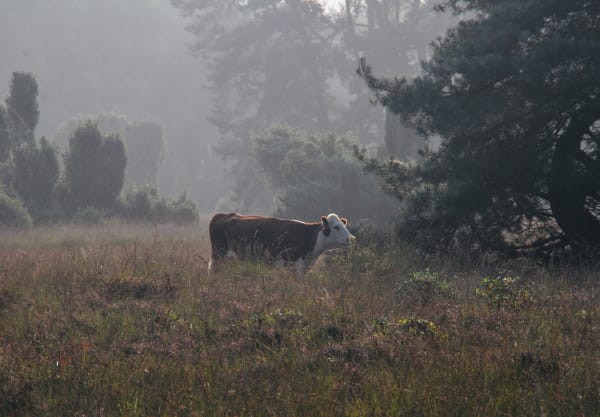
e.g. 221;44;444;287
72;206;106;225
476;274;532;308
13;138;60;218
0;190;32;229
54;113;165;186
158;193;198;224
397;269;456;307
63;121;126;212
252;126;397;224
120;184;198;224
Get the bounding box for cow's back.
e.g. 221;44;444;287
209;213;320;262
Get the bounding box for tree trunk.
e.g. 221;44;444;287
548;109;600;248
344;0;354;34
366;0;377;32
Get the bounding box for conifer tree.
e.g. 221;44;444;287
5;72;39;146
359;0;600;256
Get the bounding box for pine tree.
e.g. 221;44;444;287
5;72;39;146
359;0;600;256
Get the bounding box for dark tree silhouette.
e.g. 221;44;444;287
359;0;600;256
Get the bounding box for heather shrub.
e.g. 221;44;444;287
120;183;198;224
397;269;456;307
476;274;532;308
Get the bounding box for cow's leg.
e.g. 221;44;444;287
208;240;230;274
294;257;307;276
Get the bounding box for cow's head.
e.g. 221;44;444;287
314;213;355;255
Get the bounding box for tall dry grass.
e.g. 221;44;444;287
1;222;599;416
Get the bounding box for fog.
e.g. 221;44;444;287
0;0;452;221
0;0;218;209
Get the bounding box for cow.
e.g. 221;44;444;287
208;212;355;274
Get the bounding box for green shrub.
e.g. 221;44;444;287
160;193;198;224
72;206;106;225
54;113;165;186
398;318;438;337
13;138;60;218
397;269;456;306
476;274;532;308
120;184;198;224
64;121;127;211
252;126;397;224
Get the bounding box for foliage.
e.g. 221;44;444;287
358;0;600;258
54;113;165;186
173;0;451;140
0;73;60;222
0;188;32;228
1;224;600;415
397;268;456;306
5;71;39;145
120;183;198;224
63;121;127;212
13;137;60;219
252;126;397;222
398;317;438;337
0;105;10;163
172;0;453;211
175;0;342;138
476;274;532;309
72;206;106;225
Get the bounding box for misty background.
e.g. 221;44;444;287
0;0;451;218
1;0;599;258
0;0;218;210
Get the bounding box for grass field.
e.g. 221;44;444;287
1;222;600;416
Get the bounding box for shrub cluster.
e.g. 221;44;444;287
0;72;198;227
119;184;198;224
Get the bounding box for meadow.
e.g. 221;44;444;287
1;222;600;416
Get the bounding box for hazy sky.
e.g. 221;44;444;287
320;0;343;10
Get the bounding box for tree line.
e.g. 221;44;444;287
172;0;452;214
175;0;600;260
0;72;197;227
358;0;600;259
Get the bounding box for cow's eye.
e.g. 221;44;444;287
334;226;340;231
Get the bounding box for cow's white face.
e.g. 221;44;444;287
313;213;355;256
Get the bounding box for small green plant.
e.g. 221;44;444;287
398;318;438;337
476;274;531;308
397;269;456;305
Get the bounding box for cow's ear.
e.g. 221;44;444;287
321;216;331;236
341;217;348;225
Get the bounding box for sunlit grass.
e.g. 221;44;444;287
1;223;599;416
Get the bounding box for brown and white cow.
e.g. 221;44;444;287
208;213;355;273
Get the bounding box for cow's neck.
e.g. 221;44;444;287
293;225;327;275
309;226;329;259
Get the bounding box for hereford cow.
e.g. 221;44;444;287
208;212;355;273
